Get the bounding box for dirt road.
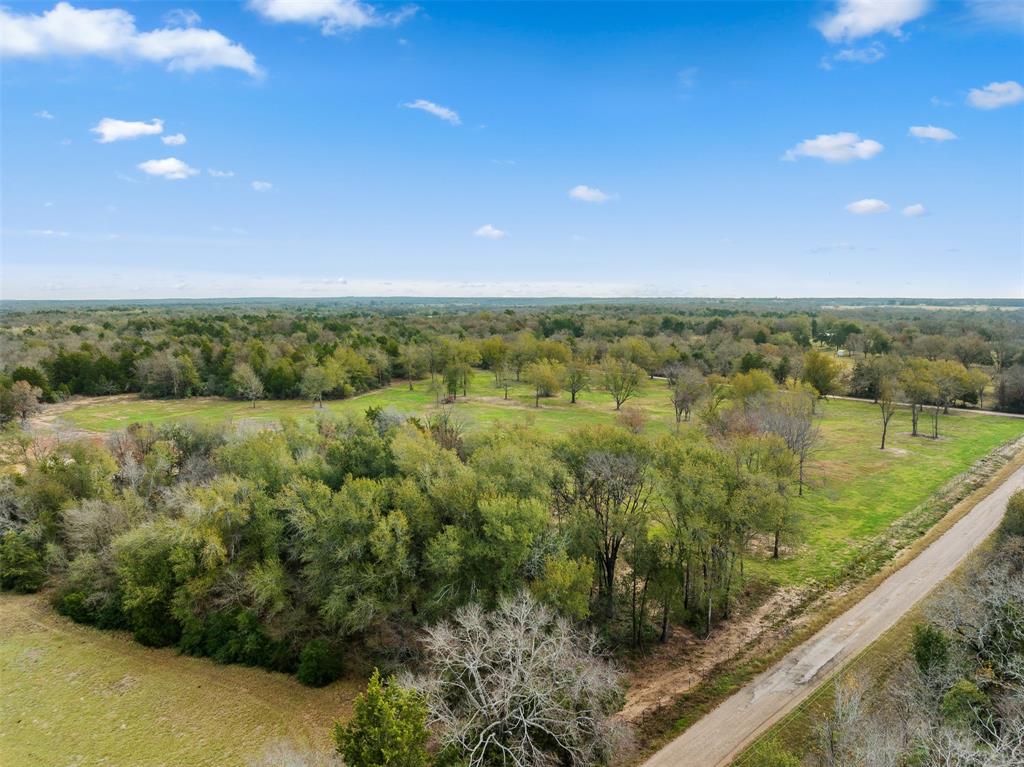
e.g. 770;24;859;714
641;461;1024;767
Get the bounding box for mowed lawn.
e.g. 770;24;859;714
0;593;358;767
55;372;1024;588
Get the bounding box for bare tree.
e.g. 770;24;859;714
877;377;901;450
495;361;514;400
667;365;704;426
408;593;628;767
757;390;820;496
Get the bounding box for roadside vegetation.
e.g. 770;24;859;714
740;490;1024;767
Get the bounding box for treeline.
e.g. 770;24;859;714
1;303;1023;415
0;378;820;684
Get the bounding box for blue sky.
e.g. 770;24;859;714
1;0;1022;299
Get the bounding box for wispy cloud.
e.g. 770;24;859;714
163;8;201;27
965;0;1024;31
902;203;926;217
678;66;698;89
474;224;508;240
783;132;883;162
248;0;417;34
402;99;461;125
208;168;234;178
568;185;613;203
816;0;930;42
92;117;164;143
967;80;1024;109
821;41;887;69
251;180;272;191
34;109;54;119
0;2;261;76
161;132;187;146
137;157;198;180
909;125;957;141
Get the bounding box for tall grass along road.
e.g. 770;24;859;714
642;461;1024;767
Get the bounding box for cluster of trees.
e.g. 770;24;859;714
0;370;814;671
774;494;1024;767
3;301;1022;418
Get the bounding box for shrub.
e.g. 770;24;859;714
999;489;1024;537
616;405;647;434
333;668;431;767
940;679;992;728
179;610;296;673
912;623;950;675
297;638;343;687
0;530;46;592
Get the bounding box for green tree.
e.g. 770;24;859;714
0;530;46;592
800;351;842;398
300;365;331;407
563;359;591;404
334;669;431;767
599;357;644;410
523;359;565;406
232;362;265;408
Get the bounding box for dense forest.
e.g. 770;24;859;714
1;300;1023;417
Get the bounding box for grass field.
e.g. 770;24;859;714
0;593;356;767
56;372;1024;589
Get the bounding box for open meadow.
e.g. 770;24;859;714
0;593;358;767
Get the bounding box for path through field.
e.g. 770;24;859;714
642;461;1024;767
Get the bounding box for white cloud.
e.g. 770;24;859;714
92;117;164;143
137;157;198;180
29;228;70;237
902;203;926;217
163;8;201;27
0;2;261;76
966;1;1024;31
845;198;890;214
783;132;883;162
817;0;931;42
402;99;461;125
967;80;1024;110
161;132;187;145
473;224;508;240
568;184;613;203
251;180;272;191
909;125;957;141
248;0;416;34
678;66;698;89
208;168;234;178
34;109;54;119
